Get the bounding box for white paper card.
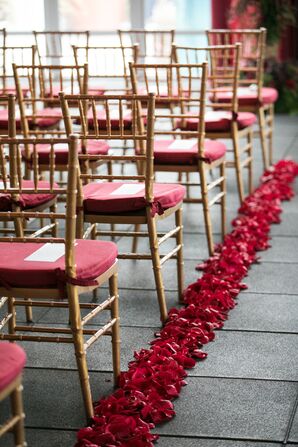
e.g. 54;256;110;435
168;140;196;150
24;243;65;262
110;184;144;196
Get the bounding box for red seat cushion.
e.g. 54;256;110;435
178;111;257;132
0;109;22;129
0;343;26;392
153;139;226;165
33;108;62;128
0;239;118;291
87;109;133;130
214;87;278;106
0;180;58;211
22;140;110;165
83;182;185;215
45;85;105;97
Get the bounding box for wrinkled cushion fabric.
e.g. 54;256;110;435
0;240;118;289
153;139;226;165
22;140;110;165
83;182;186;214
214;87;278;106
0;180;58;211
177;110;257;132
0;343;26;392
0;108;61;130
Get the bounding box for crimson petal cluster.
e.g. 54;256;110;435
76;160;298;447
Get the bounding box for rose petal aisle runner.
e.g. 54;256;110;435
76;160;298;447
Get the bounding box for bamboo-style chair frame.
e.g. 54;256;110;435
206;28;272;168
0;44;36;95
118;29;175;63
172;43;253;204
0;135;120;420
59;92;184;323
33;30;90;65
73;43;139;94
129;61;226;255
0;358;26;446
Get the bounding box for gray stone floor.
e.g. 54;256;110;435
1;115;298;446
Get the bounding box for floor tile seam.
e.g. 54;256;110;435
22;365;298;384
182;258;298;263
155;433;285;443
22;322;298;334
219;328;298;335
284;135;298;157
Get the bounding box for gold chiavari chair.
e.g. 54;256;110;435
172;43;254;204
73;43;139;95
0;135;120;421
118;29;175;64
0;342;26;447
33;30;90;65
129;61;226;255
59;92;185;323
0;44;36;135
207;28;277;169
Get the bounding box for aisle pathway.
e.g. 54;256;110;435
1;115;297;446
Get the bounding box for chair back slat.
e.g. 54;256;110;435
59;92;155;202
33;30;90;65
73;44;139;93
206;28;266;99
129;62;208;157
118;29;175;63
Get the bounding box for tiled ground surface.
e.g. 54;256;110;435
1;115;298;446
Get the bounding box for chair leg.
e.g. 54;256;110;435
199;163;214;256
247;128;254;195
268;103;274;166
146;209;168;323
131;224;140;253
109;273;121;386
10;378;26;447
220;162;227;240
175;207;185;304
50;203;57;237
10;377;27;447
231;123;245;204
257;106;269;170
7;297;17;335
68;285;94;421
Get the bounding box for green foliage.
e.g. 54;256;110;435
236;0;296;44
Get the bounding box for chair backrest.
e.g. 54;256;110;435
73;44;139;93
129;61;208;158
13;63;88;138
33;30;90;64
0;45;36;94
206;28;266;100
0;132;79;278
172;43;241;113
59;92;156;211
118;29;175;63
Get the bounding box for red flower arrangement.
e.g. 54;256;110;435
76;159;298;447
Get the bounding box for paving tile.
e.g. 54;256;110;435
189;331;298;380
0;429;77;447
21;369;114;429
244;262;298;295
22;326;156;371
259;237;298;263
158;438;283;447
271;213;298;236
224;293;298;333
154;377;296;441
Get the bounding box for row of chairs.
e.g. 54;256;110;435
0;27;278;446
1;27;277;169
